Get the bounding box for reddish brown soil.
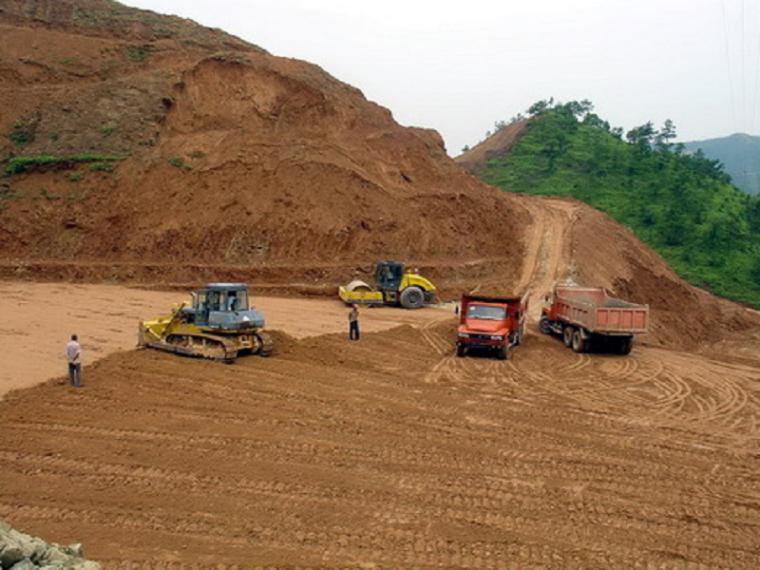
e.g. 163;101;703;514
1;2;759;568
2;317;759;569
454;120;529;174
0;0;525;273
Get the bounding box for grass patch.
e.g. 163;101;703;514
40;188;61;200
5;155;123;175
126;45;154;61
187;150;205;159
89;161;115;172
66;172;83;182
100;125;116;137
168;157;192;171
8;119;34;146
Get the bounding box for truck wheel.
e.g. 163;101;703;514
516;325;524;345
563;326;574;347
399;286;425;309
539;317;552;335
572;329;586;353
497;343;509;360
456;344;466;358
619;337;633;355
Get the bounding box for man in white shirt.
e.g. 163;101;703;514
66;334;82;387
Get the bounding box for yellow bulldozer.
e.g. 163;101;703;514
138;283;273;363
339;261;436;309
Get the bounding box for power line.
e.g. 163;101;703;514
720;0;738;133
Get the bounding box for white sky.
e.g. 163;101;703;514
122;0;760;155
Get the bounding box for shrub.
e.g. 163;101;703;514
5;154;123;175
89;162;115;172
168;157;192;170
126;45;154;61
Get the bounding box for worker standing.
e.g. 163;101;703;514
348;304;360;341
66;334;82;387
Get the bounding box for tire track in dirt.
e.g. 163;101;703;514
512;197;577;311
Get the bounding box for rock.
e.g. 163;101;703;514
1;547;26;568
0;519;101;570
38;546;68;565
64;544;83;558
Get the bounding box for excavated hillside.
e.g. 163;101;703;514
0;0;525;281
455;120;528;175
0;0;757;351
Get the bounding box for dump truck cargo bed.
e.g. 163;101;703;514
553;286;649;334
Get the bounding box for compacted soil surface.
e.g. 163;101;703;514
1;296;759;568
0;282;444;398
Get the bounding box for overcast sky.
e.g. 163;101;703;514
123;0;760;155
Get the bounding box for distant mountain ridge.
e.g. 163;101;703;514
683;133;760;196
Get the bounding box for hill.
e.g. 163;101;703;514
683;133;760;196
0;0;526;281
458;101;760;309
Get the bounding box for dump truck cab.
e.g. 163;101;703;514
456;292;529;360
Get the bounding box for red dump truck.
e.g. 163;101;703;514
456;292;529;360
538;286;649;354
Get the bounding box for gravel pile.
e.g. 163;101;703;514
0;519;100;570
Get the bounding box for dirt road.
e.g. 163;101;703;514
511;196;576;316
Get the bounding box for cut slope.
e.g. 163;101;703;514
455;119;528;174
0;0;526;275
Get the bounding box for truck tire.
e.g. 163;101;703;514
516;324;524;345
619;337;633;355
563;326;574;348
399;286;425;309
572;329;586;353
497;343;509;360
456;344;466;358
538;316;552;335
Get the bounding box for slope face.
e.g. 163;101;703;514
455;120;528;174
0;0;526;274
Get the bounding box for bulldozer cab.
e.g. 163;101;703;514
376;261;404;292
192;284;254;328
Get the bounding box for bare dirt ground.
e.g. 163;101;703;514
1;318;759;568
1;201;759;569
0;283;448;398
